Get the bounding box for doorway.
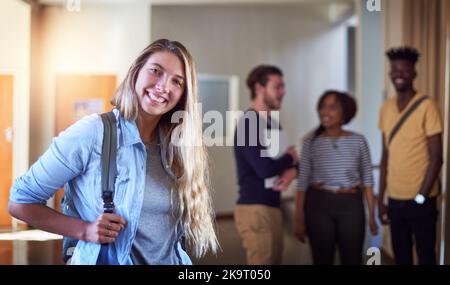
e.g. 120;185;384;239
0;75;14;227
53;74;116;212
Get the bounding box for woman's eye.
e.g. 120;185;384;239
173;79;183;87
150;68;161;75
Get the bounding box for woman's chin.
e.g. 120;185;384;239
321;123;339;130
320;122;331;128
141;106;165;117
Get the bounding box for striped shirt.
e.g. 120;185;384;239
297;132;374;192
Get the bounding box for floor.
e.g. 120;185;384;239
192;208;394;265
191;216;313;265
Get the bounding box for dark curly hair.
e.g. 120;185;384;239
386;46;420;64
314;90;357;138
246;65;283;100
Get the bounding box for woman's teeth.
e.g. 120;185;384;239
149;93;167;103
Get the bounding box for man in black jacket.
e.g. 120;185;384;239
233;65;298;265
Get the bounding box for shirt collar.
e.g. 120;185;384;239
113;109;177;179
112;109;142;147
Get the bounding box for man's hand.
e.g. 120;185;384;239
273;167;297;191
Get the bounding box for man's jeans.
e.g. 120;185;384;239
388;197;438;265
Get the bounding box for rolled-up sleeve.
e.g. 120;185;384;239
10;115;98;204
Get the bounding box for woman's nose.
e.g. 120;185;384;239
155;76;169;93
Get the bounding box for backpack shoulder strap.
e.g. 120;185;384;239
388;95;429;146
100;112;117;213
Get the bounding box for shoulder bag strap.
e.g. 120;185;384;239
388;96;429;146
100;112;117;213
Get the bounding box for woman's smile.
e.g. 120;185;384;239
146;90;168;106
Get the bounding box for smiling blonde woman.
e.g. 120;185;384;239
8;39;219;265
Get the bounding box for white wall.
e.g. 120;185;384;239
152;4;349;213
383;0;404;97
355;0;384;250
356;0;384;174
0;0;31;180
30;3;151;162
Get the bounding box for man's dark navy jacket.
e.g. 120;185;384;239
233;109;294;208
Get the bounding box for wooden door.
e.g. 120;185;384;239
0;75;14;227
54;74;116;212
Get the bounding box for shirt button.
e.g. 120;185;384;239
165;165;169;168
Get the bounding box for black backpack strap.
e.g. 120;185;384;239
388;96;429;146
100;112;117;214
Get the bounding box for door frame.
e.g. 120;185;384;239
0;70;16;228
0;69;30;231
439;19;450;265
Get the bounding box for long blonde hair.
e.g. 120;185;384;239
111;39;218;257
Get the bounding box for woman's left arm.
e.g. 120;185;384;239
360;136;378;235
364;187;378;235
9;116;98;205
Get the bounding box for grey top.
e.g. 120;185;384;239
130;141;183;265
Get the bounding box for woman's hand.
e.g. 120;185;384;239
83;213;127;244
294;219;307;243
369;216;379;236
378;202;390;225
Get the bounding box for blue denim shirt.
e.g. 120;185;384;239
9;109;192;265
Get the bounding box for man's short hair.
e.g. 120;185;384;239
386;46;420;65
246;65;283;100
